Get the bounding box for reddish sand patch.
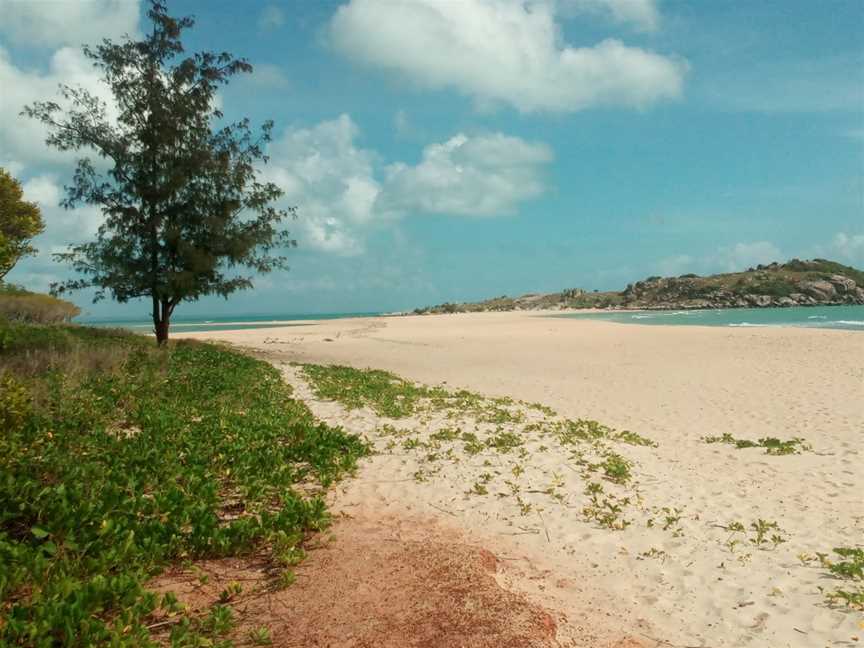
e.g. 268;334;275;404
149;515;647;648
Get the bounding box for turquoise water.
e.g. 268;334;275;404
80;312;381;333
555;305;864;331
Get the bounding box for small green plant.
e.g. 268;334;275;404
249;626;273;645
703;433;811;455
461;431;485;455
430;427;461;442
485;430;524;453
204;605;235;636
661;507;683;533
467;480;489;496
278;569;297;589
749;519;786;549
582;482;630;530
816;547;864;610
614;430;658;447
601;453;632;484
218;581;243;603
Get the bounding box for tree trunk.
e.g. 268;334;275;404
154;317;169;345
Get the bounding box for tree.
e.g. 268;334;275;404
24;0;295;344
0;168;44;282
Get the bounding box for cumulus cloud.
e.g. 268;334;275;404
328;0;686;113
0;46;117;168
382;133;553;217
264;115;553;254
22;174;103;242
0;0;139;48
264;115;379;256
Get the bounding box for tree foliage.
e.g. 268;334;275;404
24;0;295;343
0;168;44;282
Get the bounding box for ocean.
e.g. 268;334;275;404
80;312;381;333
554;305;864;331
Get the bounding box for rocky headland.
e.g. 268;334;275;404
413;258;864;314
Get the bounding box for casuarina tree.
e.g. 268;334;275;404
24;0;295;343
0;168;44;283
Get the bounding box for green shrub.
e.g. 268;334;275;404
0;325;368;646
0;285;80;324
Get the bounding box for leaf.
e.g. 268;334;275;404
31;526;49;539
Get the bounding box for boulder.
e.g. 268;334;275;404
829;275;858;294
798;280;837;300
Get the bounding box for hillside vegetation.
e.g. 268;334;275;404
0;323;367;646
0;284;80;324
413;259;864;314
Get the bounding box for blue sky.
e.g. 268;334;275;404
1;0;862;319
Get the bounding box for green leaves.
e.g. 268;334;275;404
702;432;812;455
30;527;49;539
0;327;368;645
0;168;44;282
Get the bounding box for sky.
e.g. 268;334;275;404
1;0;862;319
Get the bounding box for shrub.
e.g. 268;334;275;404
0;285;80;324
0;324;368;646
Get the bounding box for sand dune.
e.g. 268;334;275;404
185;312;864;647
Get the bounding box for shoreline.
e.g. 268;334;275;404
85;303;864;335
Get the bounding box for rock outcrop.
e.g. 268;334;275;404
413;258;864;314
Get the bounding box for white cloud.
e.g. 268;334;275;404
23;174;103;243
561;0;659;31
258;5;286;31
264;115;553;254
382;132;553;216
265;114;380;256
0;0;140;48
0;46;117;168
329;0;686;113
831;232;864;264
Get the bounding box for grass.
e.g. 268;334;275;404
703;432;811;455
0;322;368;646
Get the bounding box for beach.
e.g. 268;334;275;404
183;312;864;647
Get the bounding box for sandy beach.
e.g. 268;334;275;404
182;312;864;647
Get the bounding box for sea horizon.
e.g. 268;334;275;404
74;304;864;333
79;311;383;333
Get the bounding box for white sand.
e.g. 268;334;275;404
183;312;864;647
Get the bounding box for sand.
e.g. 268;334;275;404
182;311;864;647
